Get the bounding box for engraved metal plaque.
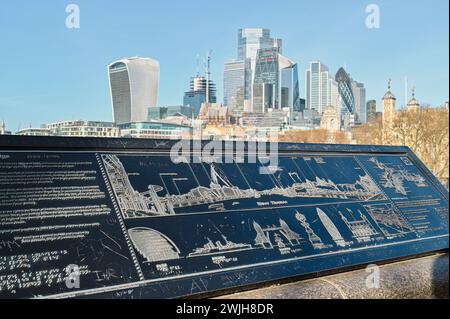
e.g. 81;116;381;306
0;136;448;299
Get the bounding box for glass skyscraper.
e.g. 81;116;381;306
224;28;299;116
335;67;356;116
237;28;282;106
108;57;160;125
223;60;247;115
253;48;280;113
366;100;378;122
306;61;332;115
183;75;217;117
238;28;282;63
352;80;367;124
334;67;366;124
280;56;301;112
252;48;300;115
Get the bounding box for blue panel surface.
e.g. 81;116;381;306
0;136;448;299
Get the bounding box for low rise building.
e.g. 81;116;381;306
199;103;230;126
17;128;54;136
148;106;195;121
44;120;120;137
320;106;341;132
241;109;289;131
118;122;193;140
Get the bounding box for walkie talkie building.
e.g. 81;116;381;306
108;57;160;124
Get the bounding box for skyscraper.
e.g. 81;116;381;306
253;48;280;113
237;28;282;108
280;55;301;112
238;28;282;69
183;75;217;116
306;61;333;115
335;67;356;116
252;48;300;115
223;60;247;115
366;100;378;122
328;78;341;115
352;80;367;124
108;57;160;125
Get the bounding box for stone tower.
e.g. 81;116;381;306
320;106;340;133
382;79;396;144
406;87;420;111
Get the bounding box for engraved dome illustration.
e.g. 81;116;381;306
128;228;181;263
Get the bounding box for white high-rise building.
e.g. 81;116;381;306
305;61;332;115
328;78;341;116
108;57;160;125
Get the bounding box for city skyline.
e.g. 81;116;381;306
0;0;448;131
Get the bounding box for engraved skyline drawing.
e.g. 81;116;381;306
101;154;386;218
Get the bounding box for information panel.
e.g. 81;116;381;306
0;137;448;299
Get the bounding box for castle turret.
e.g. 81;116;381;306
382;79;396;143
406;87;420;110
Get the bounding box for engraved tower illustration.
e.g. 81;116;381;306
295;211;329;250
317;208;350;247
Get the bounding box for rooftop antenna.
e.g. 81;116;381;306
205;50;212;104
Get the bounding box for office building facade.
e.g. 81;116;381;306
223;60;247;115
183;75;217;116
328;78;341;116
108;57;160;124
17;128;54;136
366;100;378;122
335;67;356;117
118;122;193;140
237;28;282;107
148;106;195;121
252;48;300;116
306;61;333;115
45;120;121;137
352;80;367;124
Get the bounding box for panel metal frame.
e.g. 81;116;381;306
0;136;448;299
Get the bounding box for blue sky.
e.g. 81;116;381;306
0;0;448;131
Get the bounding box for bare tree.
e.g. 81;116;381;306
353;106;449;186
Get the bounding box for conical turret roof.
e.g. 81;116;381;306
383;79;396;100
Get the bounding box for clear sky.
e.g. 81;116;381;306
0;0;448;132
